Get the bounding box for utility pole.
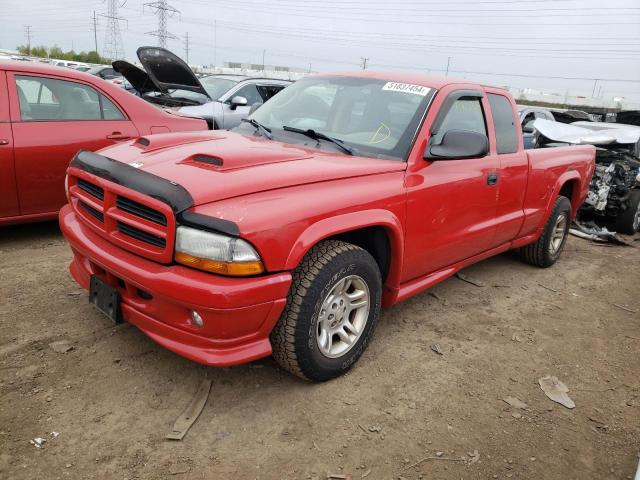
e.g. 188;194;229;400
100;0;126;61
92;11;99;53
183;32;190;64
262;49;266;73
308;62;312;73
24;25;32;55
360;57;369;70
145;0;179;48
445;56;451;76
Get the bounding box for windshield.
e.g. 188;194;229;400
200;76;239;99
249;76;433;160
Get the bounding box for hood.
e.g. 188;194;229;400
98;131;406;207
112;60;162;95
136;46;210;99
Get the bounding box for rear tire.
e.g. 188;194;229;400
520;196;571;268
614;189;640;235
271;240;382;382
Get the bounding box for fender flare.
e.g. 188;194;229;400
550;170;583;219
284;209;405;288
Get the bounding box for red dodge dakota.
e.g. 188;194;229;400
59;71;595;381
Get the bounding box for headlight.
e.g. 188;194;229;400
174;226;264;276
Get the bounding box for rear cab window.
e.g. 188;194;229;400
488;94;519;154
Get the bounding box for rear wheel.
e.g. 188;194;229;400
520;196;571;268
614;189;640;235
271;240;382;382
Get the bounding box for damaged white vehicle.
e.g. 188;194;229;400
533;119;640;234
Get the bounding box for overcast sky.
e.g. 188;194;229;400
2;0;640;105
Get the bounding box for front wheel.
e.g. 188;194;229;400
520;195;572;268
271;240;382;382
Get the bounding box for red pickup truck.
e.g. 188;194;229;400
60;71;595;382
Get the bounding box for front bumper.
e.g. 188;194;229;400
59;205;292;366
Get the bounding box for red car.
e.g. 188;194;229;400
0;61;207;225
60;71;595;381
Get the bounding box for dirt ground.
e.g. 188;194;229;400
1;221;639;480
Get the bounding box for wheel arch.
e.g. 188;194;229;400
550;172;583;220
284;210;404;288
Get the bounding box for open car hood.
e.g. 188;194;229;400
112;60;163;95
136;46;210;99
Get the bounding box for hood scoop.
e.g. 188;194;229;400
133;132;225;153
193;154;224;167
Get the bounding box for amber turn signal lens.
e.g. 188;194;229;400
175;251;264;276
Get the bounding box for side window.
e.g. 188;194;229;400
522;111;535;126
488;94;518;154
257;85;284;102
101;94;125;120
438;98;487;137
15;75;121;121
233;84;262;106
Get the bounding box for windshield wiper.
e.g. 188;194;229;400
282;126;354;155
241;118;273;139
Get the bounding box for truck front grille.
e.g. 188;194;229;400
68;174;175;263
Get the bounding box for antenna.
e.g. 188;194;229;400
145;0;179;48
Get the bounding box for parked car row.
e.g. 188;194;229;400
0;58;607;381
113;47;291;129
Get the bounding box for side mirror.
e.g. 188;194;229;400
229;96;248;110
425;130;489;160
522;120;536;134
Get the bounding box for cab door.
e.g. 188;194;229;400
7;72;139;216
402;89;500;281
0;70;19;218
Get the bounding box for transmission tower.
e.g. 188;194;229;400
101;0;126;61
145;0;179;48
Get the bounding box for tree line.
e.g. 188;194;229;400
16;45;109;65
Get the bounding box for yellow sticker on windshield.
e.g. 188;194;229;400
369;123;391;144
382;82;431;96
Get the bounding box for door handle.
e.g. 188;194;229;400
0;139;9;145
487;173;499;185
106;132;131;140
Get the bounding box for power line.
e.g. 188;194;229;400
144;0;179;48
100;0;126;61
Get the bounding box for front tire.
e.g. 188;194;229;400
271;240;382;382
520;196;572;268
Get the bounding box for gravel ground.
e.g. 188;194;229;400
1;221;639;480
